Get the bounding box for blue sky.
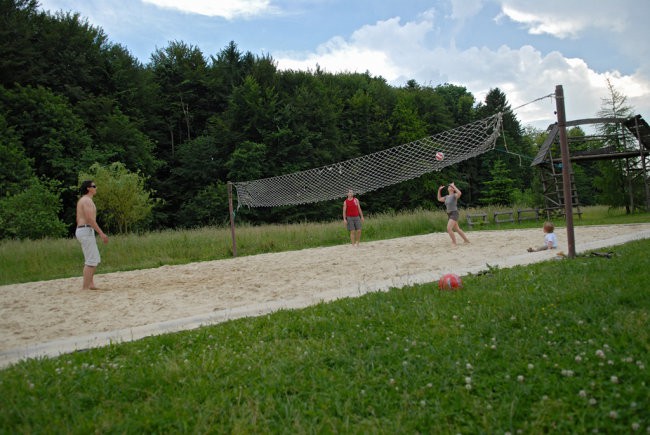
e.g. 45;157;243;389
37;0;650;130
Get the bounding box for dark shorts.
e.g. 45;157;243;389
346;216;362;231
447;210;459;222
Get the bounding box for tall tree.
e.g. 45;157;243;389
434;83;475;125
74;96;160;175
206;41;256;112
479;160;516;206
0;84;93;177
594;78;636;212
0;113;33;196
470;88;533;206
150;41;210;158
0;0;44;88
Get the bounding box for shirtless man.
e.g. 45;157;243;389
76;180;109;290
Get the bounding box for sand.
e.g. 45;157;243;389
2;224;650;367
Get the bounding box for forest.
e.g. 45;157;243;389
0;0;637;240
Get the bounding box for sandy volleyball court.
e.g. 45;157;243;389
2;224;650;367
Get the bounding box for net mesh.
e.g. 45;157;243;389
233;113;502;208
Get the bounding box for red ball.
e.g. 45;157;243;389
438;273;462;290
435;151;444;161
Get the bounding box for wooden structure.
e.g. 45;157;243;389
466;208;540;228
466;212;487;228
531;115;650;219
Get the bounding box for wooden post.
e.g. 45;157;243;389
555;85;576;258
633;116;650;210
227;182;237;257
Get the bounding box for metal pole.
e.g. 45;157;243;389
555;85;576;258
228;182;237;257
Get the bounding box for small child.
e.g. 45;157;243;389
527;221;558;252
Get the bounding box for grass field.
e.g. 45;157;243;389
0;206;649;432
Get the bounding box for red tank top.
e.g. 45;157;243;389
345;198;360;217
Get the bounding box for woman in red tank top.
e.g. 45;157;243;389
343;189;364;246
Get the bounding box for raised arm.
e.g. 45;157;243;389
437;185;445;202
451;182;462;199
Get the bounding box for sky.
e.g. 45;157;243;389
36;0;650;130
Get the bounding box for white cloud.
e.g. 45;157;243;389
274;10;650;129
498;0;629;38
450;0;484;21
275;17;433;82
278;38;401;80
498;0;650;82
141;0;275;19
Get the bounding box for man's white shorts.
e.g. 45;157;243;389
76;227;101;267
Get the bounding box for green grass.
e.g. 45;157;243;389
1;238;648;433
1;205;649;285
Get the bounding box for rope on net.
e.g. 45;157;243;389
233;112;503;208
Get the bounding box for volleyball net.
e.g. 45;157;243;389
232;113;503;208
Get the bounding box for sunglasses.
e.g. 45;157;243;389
90;185;97;188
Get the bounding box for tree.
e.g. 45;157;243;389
226;141;267;182
207;41;256;110
0;113;33;196
435;83;475;125
595;78;636;212
0;0;38;84
0;84;96;225
598;78;633;129
0;178;67;239
80;162;158;233
74;96;160;175
149;41;210;159
479;160;516;206
339;77;392;156
177;182;229;228
0;84;94;186
390;92;429;145
470;88;533;206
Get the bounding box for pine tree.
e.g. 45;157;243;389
479;160;515;206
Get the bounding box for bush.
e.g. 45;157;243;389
0;179;67;239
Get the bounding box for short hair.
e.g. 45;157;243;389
80;180;94;195
543;221;555;233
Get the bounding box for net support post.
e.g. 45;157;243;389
554;85;576;258
227;181;237;257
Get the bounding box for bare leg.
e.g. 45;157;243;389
349;231;355;245
82;265;97;290
446;219;457;246
355;229;362;245
454;222;470;243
